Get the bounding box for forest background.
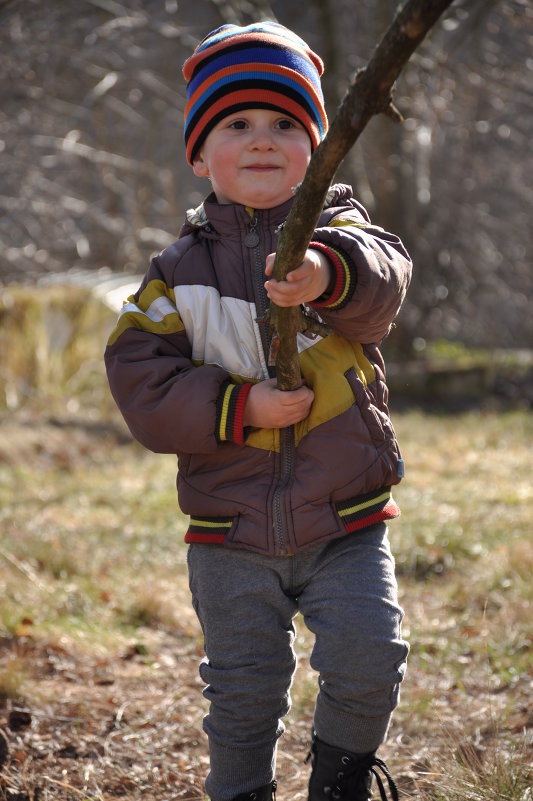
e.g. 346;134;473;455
0;1;532;799
1;0;532;357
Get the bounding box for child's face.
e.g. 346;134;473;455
192;108;312;209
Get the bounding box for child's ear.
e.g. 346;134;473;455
192;153;209;178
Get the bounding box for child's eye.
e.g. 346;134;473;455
277;118;297;130
228;119;248;130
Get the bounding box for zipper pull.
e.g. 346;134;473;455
244;216;259;248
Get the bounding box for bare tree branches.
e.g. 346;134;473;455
269;0;457;390
1;0;530;350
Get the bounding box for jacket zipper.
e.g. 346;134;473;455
271;425;294;555
246;211;294;556
247;213;272;366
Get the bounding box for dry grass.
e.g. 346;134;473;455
0;300;532;799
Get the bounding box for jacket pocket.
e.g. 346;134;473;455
344;367;403;486
344;367;388;444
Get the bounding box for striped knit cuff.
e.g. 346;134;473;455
308;241;356;310
335;488;400;534
215;381;253;446
185;516;232;544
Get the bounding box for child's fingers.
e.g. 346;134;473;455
265;255;311;281
264;281;293;306
265;277;308;306
278;385;314;405
286;261;313;281
265;253;275;276
275;387;314;423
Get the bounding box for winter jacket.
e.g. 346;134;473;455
105;184;412;556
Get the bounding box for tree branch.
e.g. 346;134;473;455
269;0;457;390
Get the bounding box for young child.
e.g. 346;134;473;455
105;21;411;801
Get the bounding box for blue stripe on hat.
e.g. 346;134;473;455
187;44;323;96
184;70;326;139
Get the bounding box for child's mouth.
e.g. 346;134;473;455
245;164;279;171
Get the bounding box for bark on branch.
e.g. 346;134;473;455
269;0;456;390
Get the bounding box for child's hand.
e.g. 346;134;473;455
264;248;331;307
243;378;314;429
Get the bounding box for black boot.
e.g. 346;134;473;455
232;779;277;801
307;735;398;801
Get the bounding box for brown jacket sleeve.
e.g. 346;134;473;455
104;252;230;455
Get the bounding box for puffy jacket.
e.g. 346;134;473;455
105;184;412;556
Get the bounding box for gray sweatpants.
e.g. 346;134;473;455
187;524;409;801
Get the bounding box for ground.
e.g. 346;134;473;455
1;406;532;800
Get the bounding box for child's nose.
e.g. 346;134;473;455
251;128;275;149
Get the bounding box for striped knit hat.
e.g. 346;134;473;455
183;21;328;166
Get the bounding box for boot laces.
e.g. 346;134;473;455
334;753;398;801
305;737;399;801
365;755;399;801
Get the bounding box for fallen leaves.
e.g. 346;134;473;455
0;631;208;799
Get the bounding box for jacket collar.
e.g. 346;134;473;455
183;183;353;237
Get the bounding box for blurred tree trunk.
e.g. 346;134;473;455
270;0;456;390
